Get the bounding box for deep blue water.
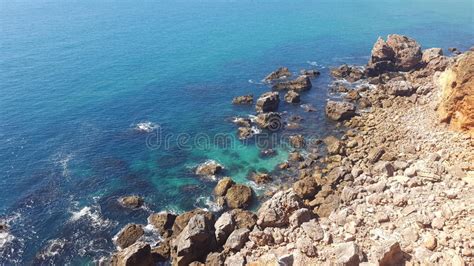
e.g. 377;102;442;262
0;0;473;264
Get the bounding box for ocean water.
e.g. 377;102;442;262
0;0;473;263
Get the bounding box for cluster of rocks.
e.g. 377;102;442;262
109;35;473;265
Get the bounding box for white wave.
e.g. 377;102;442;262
306;61;325;68
0;231;15;249
37;238;66;259
250;126;261;135
133;121;159;133
140;224;163;246
69;204;115;229
248;115;257;123
194;196;223;212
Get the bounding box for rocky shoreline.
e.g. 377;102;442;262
108;35;473;265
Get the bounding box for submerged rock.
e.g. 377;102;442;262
256;91;280;113
232;95;253;105
264;67;292;82
118;195;144;209
325;100;356;121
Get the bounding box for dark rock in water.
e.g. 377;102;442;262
232;95;253;105
195;160;223;178
0;222;8;232
289;115;303;122
111;242;153;266
259;148;277;158
114;224;145;249
367;34;422;76
264;67;292;82
118;195;144;209
448;47;461;55
148;212;176;236
288;134;305;149
300;103;316;112
250;172;272;184
237;126;253;140
333;84;350;93
255;112;282;131
225;185;253;209
325;100;356;121
256;91;280;113
300;69;320;78
232;117;251;127
230;209;257;230
172;209;214;237
172;214;217;266
224;228;250;252
273;75;312;92
214;177;235;196
331;64;365;82
284;90;301;103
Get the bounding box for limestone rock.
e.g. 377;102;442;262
214;177;235;196
301;219;324;241
214;212;234;245
331;241;361;266
255;112;282;131
293;177;319;199
114;224;145;249
232;95;253;105
324;136;344;155
148;212;176;236
195;160;223;178
273;75;312;92
284;90;301;103
224;228;250;252
325;101;356;121
118;196;144;209
225;184;253;209
264;67;291;82
256;91;280;113
289;134;305;148
257;190;302;228
111;242;153;266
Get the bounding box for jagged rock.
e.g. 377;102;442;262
438;51;474;134
257;190;302;228
225;185;253;209
214;212;234;245
288;151;303;162
284;90;301;103
264;67;291;82
172;209;214;236
324;136;344;155
256;91;280;113
273;75;312;92
368;147;385;163
370;239;404;265
214;177;235;196
114;224;145;249
293;177;319;199
205;252;225;266
331;64;365;82
300;69;320;77
255;112;282;131
232;95;253;105
237;127;253;139
325;101;356;121
250;172;272;184
172;214;216;266
224;228;250;251
111;242;153;266
289;134;305;148
331;241;361;266
296;237;317;257
148;212;176;236
301;219;324;241
151;238;171;262
230;209;257;230
224;253;246;266
118;196;144;209
366;37;396;76
195;160;223;178
289;208;314;227
383;80;415;96
422;48;443;63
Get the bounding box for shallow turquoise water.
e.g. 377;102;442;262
0;0;473;263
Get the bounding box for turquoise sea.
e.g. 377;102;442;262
0;0;473;264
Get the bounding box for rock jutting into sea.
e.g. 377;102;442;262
109;35;473;265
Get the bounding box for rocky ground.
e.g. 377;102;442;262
107;35;473;266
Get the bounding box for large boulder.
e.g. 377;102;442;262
214;212;235;245
293;177;320;199
367;34;422;76
257;189;302;228
172;209;214;236
172;214;216;266
273;75;312;92
224;228;250;252
225;185;253;209
195;160;223;178
229;209;257;230
111;242;153;266
256;92;280;113
255;112;282;131
264;67;292;82
214;177;235;196
232;95;253;105
324;136;344;155
325;100;356;121
438;51;474;134
114;224;145;249
118;195;144;209
148;212;176;236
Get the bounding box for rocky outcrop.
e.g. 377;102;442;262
325;100;356;121
257;190;302;228
214;177;235;196
148;212;176;237
250;172;272;184
273;75;312;92
172;209;214;236
114;224;145;249
331;64;365;82
255;92;280;113
226;185;253;209
111;242;153;266
255;112;282;131
367;34;422;76
437;51;474;134
264;67;291;82
232;95;253;105
118;195;144;209
195;160;223;178
300;69;320;77
284;90;300;103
